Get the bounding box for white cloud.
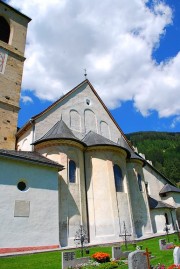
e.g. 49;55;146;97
21;95;33;104
171;116;180;129
8;0;180;118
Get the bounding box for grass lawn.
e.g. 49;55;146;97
0;234;179;269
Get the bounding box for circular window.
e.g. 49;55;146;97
86;99;91;105
17;181;27;191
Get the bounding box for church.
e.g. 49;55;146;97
0;0;180;252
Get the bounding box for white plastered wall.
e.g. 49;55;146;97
85;148;133;244
0;157;59;248
21;83;125;145
37;143;88;247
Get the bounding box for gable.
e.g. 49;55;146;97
17;80;131;150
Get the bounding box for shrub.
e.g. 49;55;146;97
92;252;110;263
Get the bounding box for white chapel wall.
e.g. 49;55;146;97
0;157;59;248
17;127;33;151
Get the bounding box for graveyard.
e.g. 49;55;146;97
0;234;180;269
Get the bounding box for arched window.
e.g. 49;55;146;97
113;164;123;192
0;16;10;43
69;160;76;183
165;213;169;225
138;174;142;191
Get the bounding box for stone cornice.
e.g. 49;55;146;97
0;42;26;62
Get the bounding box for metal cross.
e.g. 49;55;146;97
84;68;87;79
119;221;131;250
74;225;88;257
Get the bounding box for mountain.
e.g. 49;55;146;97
126;132;180;185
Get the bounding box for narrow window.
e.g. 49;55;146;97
0;16;10;43
69;160;76;183
138;174;142;191
165;213;169;225
113;164;123;192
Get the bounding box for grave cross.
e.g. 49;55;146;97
163;223;170;242
143;248;151;269
74;225;88;257
119;221;131;250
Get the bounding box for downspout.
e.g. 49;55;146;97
29;119;35;151
83;148;90;243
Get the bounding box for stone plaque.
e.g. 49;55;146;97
128;250;148;269
0;48;8;74
64;251;75;261
62;252;89;269
174;247;180;266
14;200;30;217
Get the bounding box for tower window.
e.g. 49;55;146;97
0;16;10;43
69;160;76;183
113;164;124;192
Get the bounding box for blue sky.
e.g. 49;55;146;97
8;0;180;134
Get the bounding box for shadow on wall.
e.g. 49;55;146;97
128;168;148;238
176;207;180;229
58;175;80;247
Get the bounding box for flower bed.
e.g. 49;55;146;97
92;252;110;263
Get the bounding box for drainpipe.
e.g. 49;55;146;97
29;119;35;151
83;148;90;243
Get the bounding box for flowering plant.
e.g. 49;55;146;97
92;252;110;263
167;265;180;269
166;245;175;249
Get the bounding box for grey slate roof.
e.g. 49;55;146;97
148;196;175;209
82;131;118;146
0;149;63;170
34;120;82;144
159;184;180;194
81;131;131;156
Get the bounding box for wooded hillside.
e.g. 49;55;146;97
126;132;180;185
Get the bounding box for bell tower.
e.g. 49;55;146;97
0;0;31;149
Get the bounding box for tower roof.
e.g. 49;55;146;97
33;119;82;145
0;0;31;22
159;184;180;195
148;196;175;209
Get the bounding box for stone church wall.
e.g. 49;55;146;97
0;2;30;149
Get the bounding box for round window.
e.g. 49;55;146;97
86;99;91;105
17;181;27;191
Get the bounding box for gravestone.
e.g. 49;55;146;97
173;247;180;266
62;251;89;269
128;250;148;269
159;238;174;250
112;246;131;260
159;239;166;250
112;246;122;260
